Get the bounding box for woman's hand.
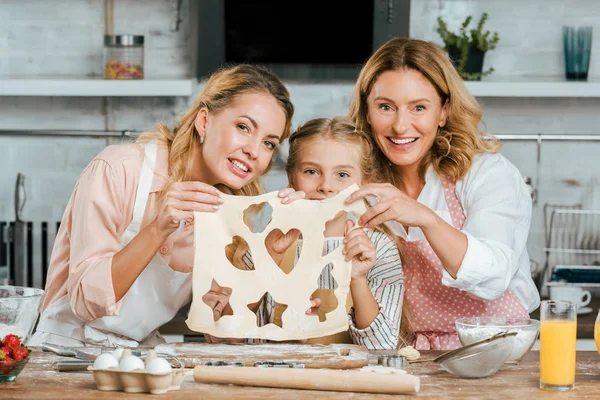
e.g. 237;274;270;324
155;181;223;237
201;279;234;322
277;187;306;204
265;228;301;265
342;220;376;280
345;183;435;230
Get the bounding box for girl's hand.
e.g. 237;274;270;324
345;183;434;229
155;181;223;236
264;188;306;265
305;298;322;315
342;220;376;280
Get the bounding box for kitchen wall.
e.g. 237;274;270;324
2;0;600;280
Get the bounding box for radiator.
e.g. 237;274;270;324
0;221;61;289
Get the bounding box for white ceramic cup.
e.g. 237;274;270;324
549;286;591;309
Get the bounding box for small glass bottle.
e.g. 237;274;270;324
103;35;144;80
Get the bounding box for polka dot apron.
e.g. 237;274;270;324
403;177;529;350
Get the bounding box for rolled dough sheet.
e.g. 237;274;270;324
186;184;366;340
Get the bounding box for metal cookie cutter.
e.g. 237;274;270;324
204;361;244;367
254;361;305;368
378;355;407;369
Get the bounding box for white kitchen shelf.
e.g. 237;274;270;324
465;78;600;98
284;76;600;98
0;78;197;96
1;76;600;98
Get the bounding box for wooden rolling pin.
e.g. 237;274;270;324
193;366;420;394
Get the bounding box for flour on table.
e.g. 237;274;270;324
359;366;407;374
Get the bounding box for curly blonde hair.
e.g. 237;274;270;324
138;64;294;267
349;37;501;186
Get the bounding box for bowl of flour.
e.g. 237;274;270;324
455;317;540;363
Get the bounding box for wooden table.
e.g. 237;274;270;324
2;348;600;399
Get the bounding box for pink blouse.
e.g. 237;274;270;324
40;143;194;322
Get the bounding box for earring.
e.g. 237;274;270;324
200;136;204;144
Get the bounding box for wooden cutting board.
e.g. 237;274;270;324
154;342;370;369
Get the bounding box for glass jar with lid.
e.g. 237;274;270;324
103;35;144;79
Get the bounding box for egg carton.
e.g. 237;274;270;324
88;352;185;395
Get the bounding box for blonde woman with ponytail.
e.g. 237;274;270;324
346;37;539;351
31;64;304;347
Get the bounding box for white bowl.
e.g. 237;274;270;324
455;317;540;363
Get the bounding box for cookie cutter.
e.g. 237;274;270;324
203;361;244;367
377;355;407;369
253;361;305;368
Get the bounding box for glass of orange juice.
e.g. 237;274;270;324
540;300;577;391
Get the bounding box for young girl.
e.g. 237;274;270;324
270;116;405;349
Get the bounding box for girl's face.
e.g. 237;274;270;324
290;138;364;200
195;91;287;189
366;68;448;172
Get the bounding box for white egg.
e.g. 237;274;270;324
145;357;173;375
112;347;125;360
119;355;145;372
144;349;158;366
93;353;119;370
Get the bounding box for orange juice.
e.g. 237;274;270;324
595;323;600;353
540;320;577;386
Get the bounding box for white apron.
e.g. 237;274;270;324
30;143;192;347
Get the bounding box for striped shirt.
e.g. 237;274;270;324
244;229;403;349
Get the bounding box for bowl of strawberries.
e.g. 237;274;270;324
0;286;43;383
0;334;30;382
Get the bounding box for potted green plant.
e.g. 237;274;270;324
436;13;500;81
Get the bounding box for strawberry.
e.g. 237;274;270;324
0;355;14;375
0;346;12;359
2;334;21;350
12;346;29;361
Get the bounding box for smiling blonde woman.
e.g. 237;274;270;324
347;37;540;351
30;64;304;348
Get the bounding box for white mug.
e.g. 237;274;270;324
549;286;592;309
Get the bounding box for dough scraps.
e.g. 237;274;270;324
397;346;420;361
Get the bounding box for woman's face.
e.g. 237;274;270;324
195;91;287;189
366;68;448;172
290;138;364;200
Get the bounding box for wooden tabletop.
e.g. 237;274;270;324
2;348;600;399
